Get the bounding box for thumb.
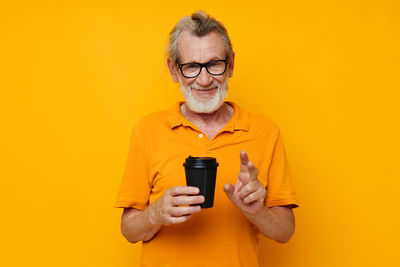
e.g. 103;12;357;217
224;183;235;200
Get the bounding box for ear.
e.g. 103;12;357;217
167;58;179;82
228;52;235;78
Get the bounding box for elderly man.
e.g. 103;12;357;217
115;11;298;267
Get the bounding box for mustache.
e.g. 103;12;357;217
190;82;220;90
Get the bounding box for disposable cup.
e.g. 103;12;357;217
183;156;219;208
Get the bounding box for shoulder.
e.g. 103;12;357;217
249;112;279;132
131;107;172;136
136;110;167;127
249;113;281;144
233;103;280;136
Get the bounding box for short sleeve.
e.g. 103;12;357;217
265;131;299;208
114;126;151;210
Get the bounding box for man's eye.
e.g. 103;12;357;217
208;62;218;67
186;64;199;69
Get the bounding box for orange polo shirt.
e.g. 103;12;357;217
115;102;298;267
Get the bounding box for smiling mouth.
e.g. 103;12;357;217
192;87;218;92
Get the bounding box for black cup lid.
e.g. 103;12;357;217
183;156;219;168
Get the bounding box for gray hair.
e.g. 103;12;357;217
168;11;233;65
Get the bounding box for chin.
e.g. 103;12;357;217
179;77;229;114
187;98;225;114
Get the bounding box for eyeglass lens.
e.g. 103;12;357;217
181;61;226;78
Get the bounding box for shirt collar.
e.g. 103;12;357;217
166;101;249;132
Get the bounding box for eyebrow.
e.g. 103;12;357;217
180;57;226;65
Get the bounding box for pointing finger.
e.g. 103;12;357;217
247;161;259;181
240;150;249;172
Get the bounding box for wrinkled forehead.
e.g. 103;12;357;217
177;31;226;64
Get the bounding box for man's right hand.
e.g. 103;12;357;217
148;186;205;226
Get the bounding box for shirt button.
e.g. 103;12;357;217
198;133;204;138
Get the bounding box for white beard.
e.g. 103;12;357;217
178;76;229;114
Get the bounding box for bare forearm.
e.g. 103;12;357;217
120;186;204;243
121;205;161;243
244;206;295;243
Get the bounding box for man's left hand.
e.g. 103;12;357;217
224;150;267;216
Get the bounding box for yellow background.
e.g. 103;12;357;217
1;0;399;266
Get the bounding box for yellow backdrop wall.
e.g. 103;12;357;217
1;0;399;266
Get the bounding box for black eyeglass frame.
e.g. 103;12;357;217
177;58;229;78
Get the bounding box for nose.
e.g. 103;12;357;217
195;66;213;87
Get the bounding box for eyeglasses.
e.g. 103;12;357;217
177;58;228;78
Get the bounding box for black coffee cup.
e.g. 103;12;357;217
183;156;219;208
